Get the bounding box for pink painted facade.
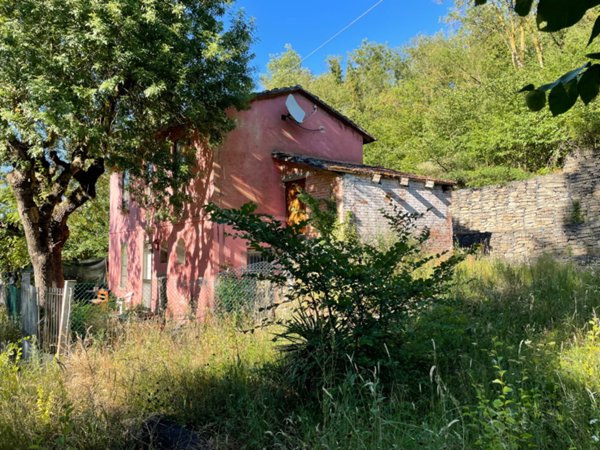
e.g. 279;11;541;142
108;88;370;318
108;87;454;319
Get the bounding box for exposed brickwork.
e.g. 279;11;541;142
451;150;600;262
339;174;453;254
305;171;338;202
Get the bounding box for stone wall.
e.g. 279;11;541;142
340;174;453;253
451;150;600;261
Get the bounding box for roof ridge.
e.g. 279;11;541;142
254;86;376;144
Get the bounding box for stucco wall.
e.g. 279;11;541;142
108;91;368;318
339;174;453;254
451;150;600;261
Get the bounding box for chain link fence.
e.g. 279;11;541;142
213;262;281;323
2;262;284;348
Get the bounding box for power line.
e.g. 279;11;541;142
299;0;386;66
276;0;385;78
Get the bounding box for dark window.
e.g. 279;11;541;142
121;171;131;211
159;241;169;264
455;232;492;254
176;238;186;264
120;243;128;288
247;249;268;266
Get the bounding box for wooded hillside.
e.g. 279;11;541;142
262;1;600;187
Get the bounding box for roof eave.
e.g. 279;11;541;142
254;85;376;145
272;151;456;187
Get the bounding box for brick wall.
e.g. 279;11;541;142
305;171;338;201
451;149;600;261
339;174;453;253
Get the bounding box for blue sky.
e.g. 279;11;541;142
234;0;453;86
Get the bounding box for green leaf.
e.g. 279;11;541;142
548;80;579;116
537;63;590;92
525;90;546;111
514;0;534;16
518;84;535;92
578;65;600;104
588;15;600;46
537;0;589;32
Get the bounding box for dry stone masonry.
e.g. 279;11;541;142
451;149;600;262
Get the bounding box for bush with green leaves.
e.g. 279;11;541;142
206;202;462;389
214;272;257;319
0;309;21;348
70;299;116;340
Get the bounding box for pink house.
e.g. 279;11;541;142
108;86;455;319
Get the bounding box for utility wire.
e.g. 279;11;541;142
278;0;386;77
299;0;386;66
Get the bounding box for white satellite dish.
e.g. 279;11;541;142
285;94;306;124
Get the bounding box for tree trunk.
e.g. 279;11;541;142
7;169;67;307
7;150;103;308
29;237;66;306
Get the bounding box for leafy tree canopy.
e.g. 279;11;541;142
0;0;253;299
262;2;600;186
476;0;600;115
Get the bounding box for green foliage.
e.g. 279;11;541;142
206;201;462;389
477;0;600;115
0;0;254;290
451;165;532;188
214;272;257;319
0;176;109;274
0;179;29;274
262;4;600;187
559;316;600;390
568;199;586;225
465;344;543;449
0;309;21;347
62;177;110;262
70;299;116;340
260;44;313;89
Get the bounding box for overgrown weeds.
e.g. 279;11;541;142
0;256;599;449
207;202;463;390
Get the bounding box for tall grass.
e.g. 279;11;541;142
1;255;599;449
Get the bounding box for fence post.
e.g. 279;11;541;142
56;280;75;357
20;274;37;336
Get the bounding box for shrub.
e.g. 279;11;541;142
70;298;116;340
214;272;257;319
206;202;462;389
0;309;20;347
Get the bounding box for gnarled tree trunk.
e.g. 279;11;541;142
6;152;104;308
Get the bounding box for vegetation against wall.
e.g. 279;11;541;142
206;201;462;389
0;0;254;305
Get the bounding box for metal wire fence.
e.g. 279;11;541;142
213;262;281;323
2;263;283;348
4;282;74;355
